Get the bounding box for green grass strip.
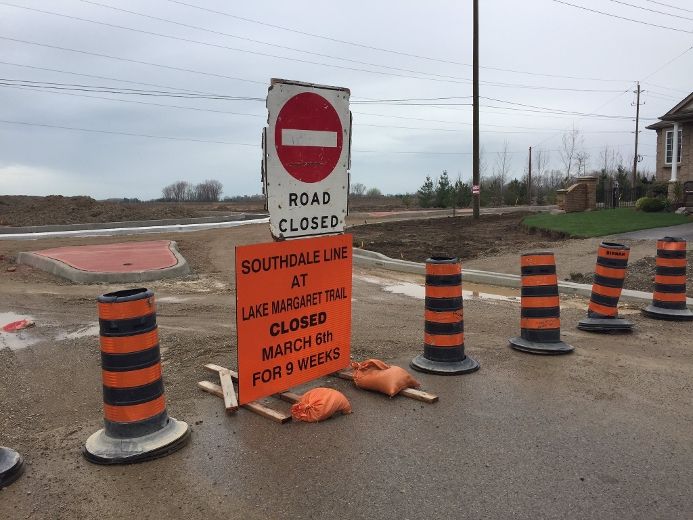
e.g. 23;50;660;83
522;208;691;238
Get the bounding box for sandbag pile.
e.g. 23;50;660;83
291;388;352;422
351;359;420;397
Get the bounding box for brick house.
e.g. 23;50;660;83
646;92;693;186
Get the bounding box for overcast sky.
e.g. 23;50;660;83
1;0;691;199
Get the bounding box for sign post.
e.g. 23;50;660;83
264;79;351;240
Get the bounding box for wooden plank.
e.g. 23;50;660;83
218;368;239;413
335;370;439;404
275;391;301;404
205;363;239;381
205;363;300;405
197;381;291;424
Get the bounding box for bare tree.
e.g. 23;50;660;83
575;150;590;177
599;145;622;177
161;181;192;202
493;141;512;203
350;183;366;196
559;126;582;185
194;179;223;201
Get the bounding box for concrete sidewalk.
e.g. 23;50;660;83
613;221;693;241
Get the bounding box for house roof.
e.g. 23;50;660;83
646;92;693;130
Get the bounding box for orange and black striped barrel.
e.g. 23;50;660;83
652;237;688;311
587;242;630;318
424;257;465;363
519;252;561;343
98;288;169;439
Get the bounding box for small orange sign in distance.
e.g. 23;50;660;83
235;234;352;405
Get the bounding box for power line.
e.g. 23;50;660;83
0;2;475;85
0;118;258;146
0;36;266;85
0;60;250;99
0;4;628;92
74;0;472;83
0;84;266;118
0;78;262;100
605;0;693;21
643;0;693;14
641;43;693;81
549;0;693;33
160;0;635;83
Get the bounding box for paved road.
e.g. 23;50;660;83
613;221;693;241
1;257;692;519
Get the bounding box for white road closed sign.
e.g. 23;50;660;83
264;79;351;240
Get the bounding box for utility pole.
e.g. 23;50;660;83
528;146;532;206
472;0;480;219
631;81;641;189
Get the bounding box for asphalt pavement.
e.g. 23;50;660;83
614;221;693;241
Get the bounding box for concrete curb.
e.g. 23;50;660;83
0;217;270;241
353;248;693;308
0;213;268;234
17;241;191;284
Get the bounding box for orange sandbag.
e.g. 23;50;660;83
351;359;421;397
291;388;352;423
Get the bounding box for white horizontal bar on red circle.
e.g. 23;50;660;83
281;129;338;147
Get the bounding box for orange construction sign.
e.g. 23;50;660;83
235;234;352;405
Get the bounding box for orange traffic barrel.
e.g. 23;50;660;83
84;288;190;464
642;237;693;321
411;256;479;375
0;447;24;488
578;242;633;332
509;252;574;354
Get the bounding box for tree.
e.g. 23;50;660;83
365;187;382;197
162;180;192;202
418;175;435;208
453;175;472;208
493;141;512;202
504;178;527;206
350;183;366;196
559;126;583;185
435;170;453;207
194;179;223;201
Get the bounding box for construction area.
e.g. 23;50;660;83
1;202;692;520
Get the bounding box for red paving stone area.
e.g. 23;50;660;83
33;240;178;272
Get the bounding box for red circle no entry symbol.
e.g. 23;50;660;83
275;92;343;183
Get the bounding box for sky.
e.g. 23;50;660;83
0;0;691;199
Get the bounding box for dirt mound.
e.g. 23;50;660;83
350;213;564;263
568;256;693;297
0;195;202;227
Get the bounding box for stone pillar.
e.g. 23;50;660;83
555;189;567;210
580;176;598;210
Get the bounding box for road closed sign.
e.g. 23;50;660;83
235;234;352;404
264;79;351;240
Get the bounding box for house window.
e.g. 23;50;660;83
665;129;682;165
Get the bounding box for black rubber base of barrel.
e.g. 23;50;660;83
577;317;633;333
0;447;24;489
410;354;479;375
642;305;693;321
83;424;191;465
508;336;574;355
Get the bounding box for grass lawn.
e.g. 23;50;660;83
523;208;692;238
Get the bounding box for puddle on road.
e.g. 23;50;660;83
355;275;520;303
157;296;191;303
382;282;520;303
55;324;100;341
0;311;40;351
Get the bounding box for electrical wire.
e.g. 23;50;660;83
549;0;693;33
605;0;693;21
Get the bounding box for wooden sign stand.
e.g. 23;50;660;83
198;364;292;424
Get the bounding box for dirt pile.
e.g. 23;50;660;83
350;213;563;263
569;255;693;297
0;195;202;227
